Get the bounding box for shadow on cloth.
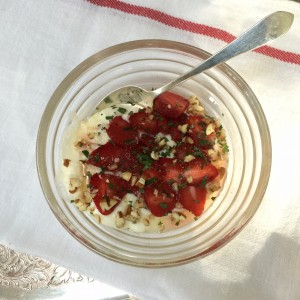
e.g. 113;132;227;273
227;232;300;300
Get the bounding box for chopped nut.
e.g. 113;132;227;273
131;175;138;186
69;178;82;194
130;209;140;218
121;171;132;181
178;124;188;134
172;182;179;192
99;197;118;211
136;177;146;188
183;136;194;144
88;206;95;212
158;139;166;147
116;211;125;228
107;163;118;170
142;218;150;226
186;176;193;184
184;155;196;163
93;214;101;224
153;189;158;197
114;157;120;163
149;114;154;120
83;191;92;204
188;95;199;105
87;132;95;139
63;159;70;167
150;151;159;160
171;212;187;222
206;123;215;136
79;204;88;211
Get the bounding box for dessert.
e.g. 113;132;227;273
59;92;229;233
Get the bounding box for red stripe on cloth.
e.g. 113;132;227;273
87;0;300;65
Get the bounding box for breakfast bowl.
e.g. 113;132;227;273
36;39;271;267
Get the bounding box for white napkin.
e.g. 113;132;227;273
1;0;300;299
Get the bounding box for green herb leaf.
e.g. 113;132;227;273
159;202;168;209
105;115;114;120
82;150;89;158
211;197;216;201
222;144;229;153
200;175;208;187
145;177;158;186
118;107;127;114
104;97;112;103
137;153;153;170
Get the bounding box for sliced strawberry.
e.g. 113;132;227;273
153;92;189;118
183;159;219;185
87;142;123;168
144;183;176;217
164;162;184;183
129;110;157;134
107;116;138;145
186;115;206;133
168;126;183;142
138;134;156;150
177;186;207;216
154;114;169;133
89;173;134;215
174;143;195;161
117;145;143;175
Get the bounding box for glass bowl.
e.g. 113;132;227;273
36;40;271;267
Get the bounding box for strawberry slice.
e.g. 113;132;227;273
129;110;157;134
107;116;138;145
117;145;144;175
164;162;184;183
87;142;123;168
177;186;207;216
153;92;189;118
183;159;219;185
186;115;214;149
89;173;133;215
144;183;176;217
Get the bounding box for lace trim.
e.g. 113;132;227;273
0;244;93;290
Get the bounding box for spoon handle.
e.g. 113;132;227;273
153;11;293;96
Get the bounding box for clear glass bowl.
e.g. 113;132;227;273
36;40;271;267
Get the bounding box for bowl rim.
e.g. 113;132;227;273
36;39;272;267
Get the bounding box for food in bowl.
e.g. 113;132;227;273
60;91;228;233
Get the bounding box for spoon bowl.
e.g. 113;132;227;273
97;11;293;112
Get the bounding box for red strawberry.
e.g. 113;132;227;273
144;183;176;217
89;173;133;215
87;142;123;168
183;159;219;185
174;143;195;161
153;92;189;118
129;110;157;134
186;116;214;149
177;186;207;216
107;116;138;145
117;145;143;175
164;162;184;183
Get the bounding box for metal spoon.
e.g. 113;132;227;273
97;11;293;111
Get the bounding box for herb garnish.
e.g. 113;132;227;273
82;150;89;158
145;177;158;186
105;116;114;120
137;153;153;169
159;202;168;209
104;97;112;103
118;107;127;114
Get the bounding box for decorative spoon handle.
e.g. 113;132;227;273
153;11;293;96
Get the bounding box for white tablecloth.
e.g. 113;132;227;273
1;0;300;299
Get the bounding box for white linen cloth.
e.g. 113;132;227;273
1;0;300;299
